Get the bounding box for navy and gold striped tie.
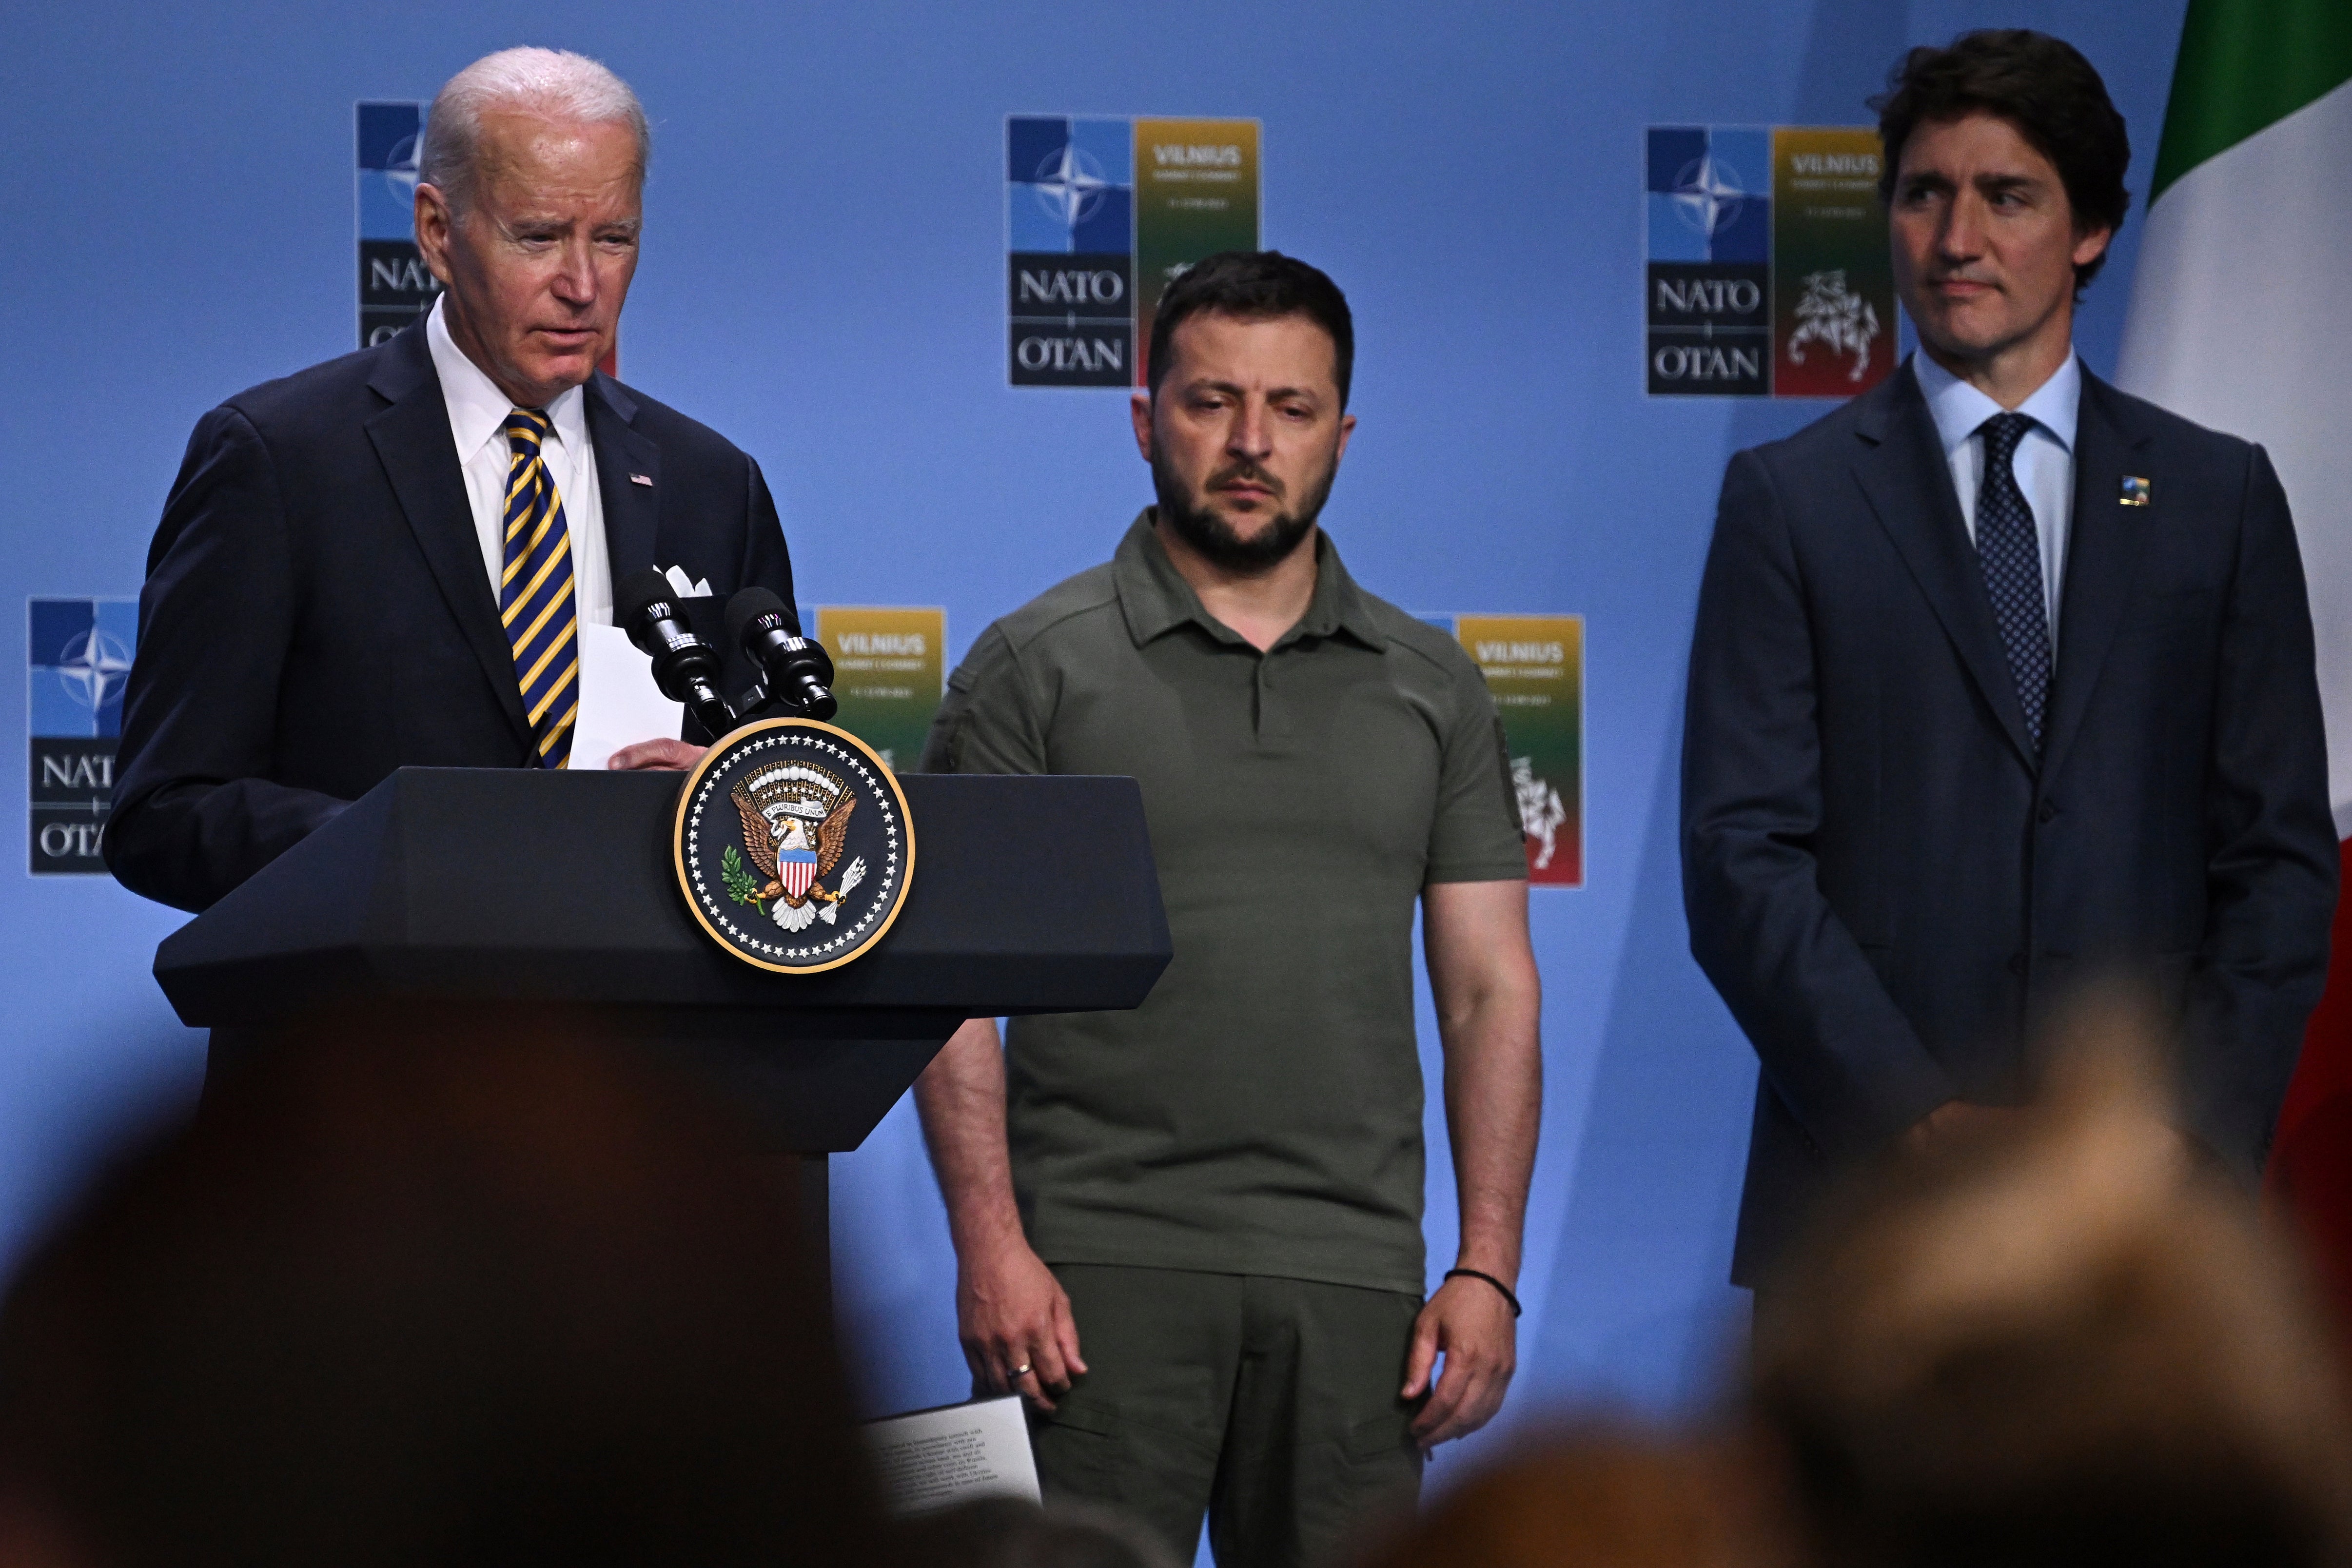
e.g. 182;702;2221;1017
500;410;579;768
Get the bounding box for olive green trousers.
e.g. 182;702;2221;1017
1028;1263;1424;1568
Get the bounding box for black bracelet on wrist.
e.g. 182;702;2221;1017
1443;1267;1522;1318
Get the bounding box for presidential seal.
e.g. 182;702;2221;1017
673;719;914;974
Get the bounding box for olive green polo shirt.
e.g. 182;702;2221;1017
921;511;1527;1294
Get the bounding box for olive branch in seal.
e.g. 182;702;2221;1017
720;844;765;912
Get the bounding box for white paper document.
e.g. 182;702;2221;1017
569;622;684;772
860;1394;1040;1517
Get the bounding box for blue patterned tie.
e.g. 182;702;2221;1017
500;410;579;769
1975;412;2051;755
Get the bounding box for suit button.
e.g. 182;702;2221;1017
2007;953;2026;975
2037;801;2058;823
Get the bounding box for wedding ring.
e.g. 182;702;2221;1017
1011;1363;1032;1378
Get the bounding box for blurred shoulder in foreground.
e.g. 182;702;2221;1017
1349;1423;1798;1568
0;1022;885;1568
897;1495;1186;1568
1751;995;2352;1568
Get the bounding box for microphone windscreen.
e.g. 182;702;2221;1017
724;586;792;648
614;567;677;630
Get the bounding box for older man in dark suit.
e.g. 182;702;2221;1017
1682;30;2337;1288
108;47;790;914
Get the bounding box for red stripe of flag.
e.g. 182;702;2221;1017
2271;838;2352;1321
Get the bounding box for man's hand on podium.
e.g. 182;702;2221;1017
606;738;707;770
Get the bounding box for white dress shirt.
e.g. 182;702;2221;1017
425;295;613;627
1914;347;2079;642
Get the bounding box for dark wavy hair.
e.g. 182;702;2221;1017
1872;30;2132;289
1145;250;1355;405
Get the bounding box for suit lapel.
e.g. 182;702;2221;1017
2039;372;2153;782
1851;362;2038;769
587;375;660;585
363;325;531;747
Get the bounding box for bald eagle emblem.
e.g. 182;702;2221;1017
675;718;914;974
722;761;867;934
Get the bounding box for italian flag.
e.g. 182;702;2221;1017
2117;1;2352;1304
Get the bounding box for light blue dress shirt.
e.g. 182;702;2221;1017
1913;348;2080;641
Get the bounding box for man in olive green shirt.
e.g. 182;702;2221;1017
915;253;1542;1568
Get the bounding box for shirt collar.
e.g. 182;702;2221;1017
1913;345;2080;457
426;294;589;461
1113;510;1386;651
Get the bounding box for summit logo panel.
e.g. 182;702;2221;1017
1007;116;1260;388
27;597;136;875
1644;126;1894;398
357;101;439;350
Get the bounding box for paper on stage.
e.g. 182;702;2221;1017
571;623;684;771
861;1394;1040;1516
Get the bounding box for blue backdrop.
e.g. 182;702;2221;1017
0;0;2186;1507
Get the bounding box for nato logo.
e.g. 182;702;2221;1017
1646;127;1771;396
1646;126;1769;262
1007;116;1136;387
1009;116;1132;254
29;597;136;875
357;102;425;239
358;101;440;349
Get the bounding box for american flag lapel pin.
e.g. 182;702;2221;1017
2119;475;2151;507
629;472;654;487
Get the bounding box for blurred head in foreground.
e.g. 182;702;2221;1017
0;1025;881;1568
1752;998;2352;1568
896;1495;1185;1568
1351;1426;1795;1568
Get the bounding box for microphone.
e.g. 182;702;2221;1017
615;567;736;738
725;588;837;721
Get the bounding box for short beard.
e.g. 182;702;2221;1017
1151;453;1334;574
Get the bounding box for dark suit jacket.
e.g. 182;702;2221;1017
108;318;796;913
1681;359;2337;1285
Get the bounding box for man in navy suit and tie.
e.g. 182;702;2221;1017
1682;30;2337;1289
108;47;791;914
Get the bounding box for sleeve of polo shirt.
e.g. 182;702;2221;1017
1425;670;1529;884
919;622;1050;776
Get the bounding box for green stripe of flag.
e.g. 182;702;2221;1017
2152;0;2352;202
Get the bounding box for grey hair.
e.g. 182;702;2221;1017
418;47;649;219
